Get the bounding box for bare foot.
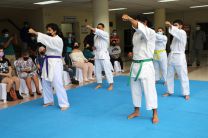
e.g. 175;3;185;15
185;95;190;101
60;106;69;111
152;116;159;124
95;84;102;89
127;112;140;119
43;102;54;107
107;84;113;91
163;92;172;97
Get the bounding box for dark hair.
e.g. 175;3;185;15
136;14;148;23
173;19;183;25
1;29;9;34
46;23;61;35
158;27;164;31
98;23;105;28
21;50;30;56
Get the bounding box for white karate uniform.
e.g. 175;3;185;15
153;33;168;81
94;29;113;84
130;22;158;110
37;33;69;108
167;26;190;96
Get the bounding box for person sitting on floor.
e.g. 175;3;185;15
70;42;94;82
15;51;41;97
109;40;124;72
0;47;23;101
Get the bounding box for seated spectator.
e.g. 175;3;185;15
15;51;41;97
109;40;124;72
62;58;79;85
70;42;94;82
83;44;95;65
0;29;17;65
0;47;23;101
35;46;46;78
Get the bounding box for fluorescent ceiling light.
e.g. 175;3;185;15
190;5;208;8
109;8;127;11
34;0;62;5
158;0;179;3
143;12;154;15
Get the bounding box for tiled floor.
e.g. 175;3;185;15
0;55;207;109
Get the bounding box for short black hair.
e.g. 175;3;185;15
98;23;105;28
1;29;9;34
46;23;60;35
136;14;148;23
173;19;183;26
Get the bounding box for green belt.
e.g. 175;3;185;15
128;58;153;85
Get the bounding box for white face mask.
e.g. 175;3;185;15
157;32;163;35
4;33;9;38
196;27;200;31
113;32;117;36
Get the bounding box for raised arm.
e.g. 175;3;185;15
28;28;58;49
122;14;138;29
156;34;168;42
165;21;184;40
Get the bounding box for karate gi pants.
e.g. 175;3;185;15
153;52;168;82
95;59;113;84
42;64;69;108
130;66;158;110
167;57;190;96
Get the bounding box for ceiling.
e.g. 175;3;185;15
0;0;208;13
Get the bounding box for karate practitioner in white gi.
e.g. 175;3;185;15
86;23;114;91
122;14;159;124
163;20;190;100
153;27;168;84
29;23;69;110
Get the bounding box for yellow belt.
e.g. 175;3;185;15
154;50;166;60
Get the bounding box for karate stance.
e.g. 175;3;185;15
86;23;114;91
153;27;168;84
122;14;159;124
29;23;69;110
163;20;190;100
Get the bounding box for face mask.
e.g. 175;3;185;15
47;33;52;36
40;52;45;55
23;57;29;61
157;32;163;35
196;27;200;31
74;46;79;49
0;52;4;57
112;43;116;46
113;33;117;36
4;33;9;38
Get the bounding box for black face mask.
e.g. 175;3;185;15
23;57;29;61
112;43;116;46
74;46;79;49
47;33;52;36
40;52;45;55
